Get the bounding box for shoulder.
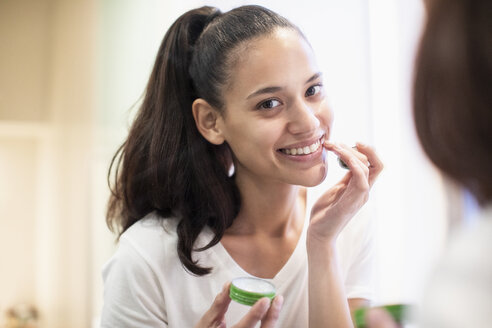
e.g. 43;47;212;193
337;205;374;255
439;206;492;272
101;213;181;326
102;212;180;280
336;206;376;300
116;212;180;270
123;211;179;241
419;207;492;327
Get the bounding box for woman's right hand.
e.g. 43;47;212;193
194;283;284;328
307;142;383;246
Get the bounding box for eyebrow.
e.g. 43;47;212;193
246;72;323;100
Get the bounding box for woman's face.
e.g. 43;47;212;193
217;28;333;187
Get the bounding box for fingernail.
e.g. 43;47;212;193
327;142;340;150
215;321;226;328
221;282;229;294
259;298;270;310
274;295;284;309
357;141;366;147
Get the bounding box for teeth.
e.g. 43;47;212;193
281;139;321;156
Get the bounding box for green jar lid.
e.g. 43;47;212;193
354;303;412;328
229;277;276;306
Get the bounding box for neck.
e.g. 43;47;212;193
228;170;306;238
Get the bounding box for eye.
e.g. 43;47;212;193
305;84;322;97
258;99;282;110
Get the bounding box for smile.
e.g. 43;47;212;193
279;136;325;156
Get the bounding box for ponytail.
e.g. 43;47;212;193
107;5;298;275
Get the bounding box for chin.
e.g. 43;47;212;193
296;164;328;187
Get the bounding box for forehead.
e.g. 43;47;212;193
226;28;319;95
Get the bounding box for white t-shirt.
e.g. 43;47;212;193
100;203;374;327
418;205;492;328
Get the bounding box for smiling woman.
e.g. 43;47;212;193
101;5;382;328
192;28;331;188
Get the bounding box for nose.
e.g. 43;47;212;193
286;99;322;135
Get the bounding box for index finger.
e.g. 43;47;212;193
355;142;384;186
198;283;231;327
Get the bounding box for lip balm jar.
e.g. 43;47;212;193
229;277;276;306
354;303;413;328
338;145;359;169
338;156;349;169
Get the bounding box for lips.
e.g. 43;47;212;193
278;135;325;156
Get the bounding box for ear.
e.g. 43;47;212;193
192;98;225;145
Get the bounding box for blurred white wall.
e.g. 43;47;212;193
366;0;448;304
0;0;453;327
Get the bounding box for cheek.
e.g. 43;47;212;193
224;120;282;168
318;102;334;128
228;123;278;155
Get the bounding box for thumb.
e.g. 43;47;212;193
196;283;231;327
233;298;270;328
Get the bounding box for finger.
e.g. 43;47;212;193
260;295;283;328
325;142;368;171
233;297;270;328
325;142;369;168
365;308;399;328
355;142;384;186
309;176;351;212
200;283;232;326
326;143;369;190
345;144;369;166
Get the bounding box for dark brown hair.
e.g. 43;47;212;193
413;0;492;205
107;5;298;275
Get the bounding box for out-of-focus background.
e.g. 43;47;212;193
0;0;472;327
